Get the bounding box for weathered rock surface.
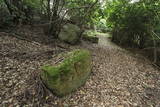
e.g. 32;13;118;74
41;49;92;96
82;31;99;43
58;24;81;44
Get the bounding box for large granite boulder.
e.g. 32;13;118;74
40;49;92;97
58;24;81;44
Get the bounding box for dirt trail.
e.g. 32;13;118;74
89;34;160;107
0;30;160;107
98;33;118;48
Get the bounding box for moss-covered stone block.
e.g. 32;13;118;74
82;31;99;43
83;35;99;43
40;49;92;97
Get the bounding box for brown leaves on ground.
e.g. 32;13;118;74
0;27;160;107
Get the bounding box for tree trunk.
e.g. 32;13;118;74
47;0;51;20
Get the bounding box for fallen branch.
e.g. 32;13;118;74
151;31;158;63
142;47;160;51
0;31;41;45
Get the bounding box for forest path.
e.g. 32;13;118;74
79;33;160;106
98;33;120;49
1;29;160;107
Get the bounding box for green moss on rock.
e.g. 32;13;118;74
82;31;99;43
83;35;99;43
40;49;92;97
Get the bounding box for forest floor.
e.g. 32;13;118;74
0;26;160;107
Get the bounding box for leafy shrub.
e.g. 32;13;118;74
0;5;13;28
105;0;160;48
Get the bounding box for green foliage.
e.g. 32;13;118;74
0;0;4;5
41;49;91;96
23;0;40;9
0;0;42;25
105;0;160;48
65;0;101;26
0;0;13;27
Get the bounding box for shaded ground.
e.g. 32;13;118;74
0;27;160;107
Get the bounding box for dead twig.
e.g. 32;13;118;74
0;31;41;45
